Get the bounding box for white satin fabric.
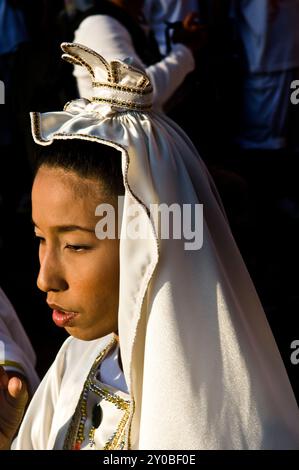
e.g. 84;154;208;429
27;43;299;449
72;14;195;106
13;334;130;450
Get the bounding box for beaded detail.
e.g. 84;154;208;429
60;42;153;111
63;337;131;450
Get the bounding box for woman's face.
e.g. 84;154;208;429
32;165;120;341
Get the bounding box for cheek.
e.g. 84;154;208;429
69;242;120;306
91;242;120;292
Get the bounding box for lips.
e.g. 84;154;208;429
48;303;79;328
52;309;79;327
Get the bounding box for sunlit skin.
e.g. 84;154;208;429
0;165;122;450
32;166;120;341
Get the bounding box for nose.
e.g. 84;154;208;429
37;248;68;293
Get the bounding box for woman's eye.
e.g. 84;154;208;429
65;244;90;252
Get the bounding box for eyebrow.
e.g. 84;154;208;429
32;220;95;234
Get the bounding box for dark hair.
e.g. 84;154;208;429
33;139;125;196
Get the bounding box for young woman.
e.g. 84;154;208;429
0;42;299;450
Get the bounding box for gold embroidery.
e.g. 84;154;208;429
60;43;153;104
61;43;112;81
92;81;152;95
63;52;95;79
110;61;118;84
103;406;131;450
63;336;132;450
30;112;49;144
91;97;152;111
0;360;25;373
138;76;148;89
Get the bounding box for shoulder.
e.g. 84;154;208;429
74;14;132;54
32;334;114;394
76;14;130;37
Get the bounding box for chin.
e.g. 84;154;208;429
65;325;116;341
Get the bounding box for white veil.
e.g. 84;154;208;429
30;43;299;449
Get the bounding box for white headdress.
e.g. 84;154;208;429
31;43;299;449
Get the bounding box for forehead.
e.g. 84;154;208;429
32;166;106;229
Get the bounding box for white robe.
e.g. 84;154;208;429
143;0;200;55
73;14;195;108
12;334;130;450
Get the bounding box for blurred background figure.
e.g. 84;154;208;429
72;0;205;109
143;1;250;268
0;286;39;395
227;0;299;267
231;0;299;154
222;1;299;397
229;0;299;220
143;0;200;56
